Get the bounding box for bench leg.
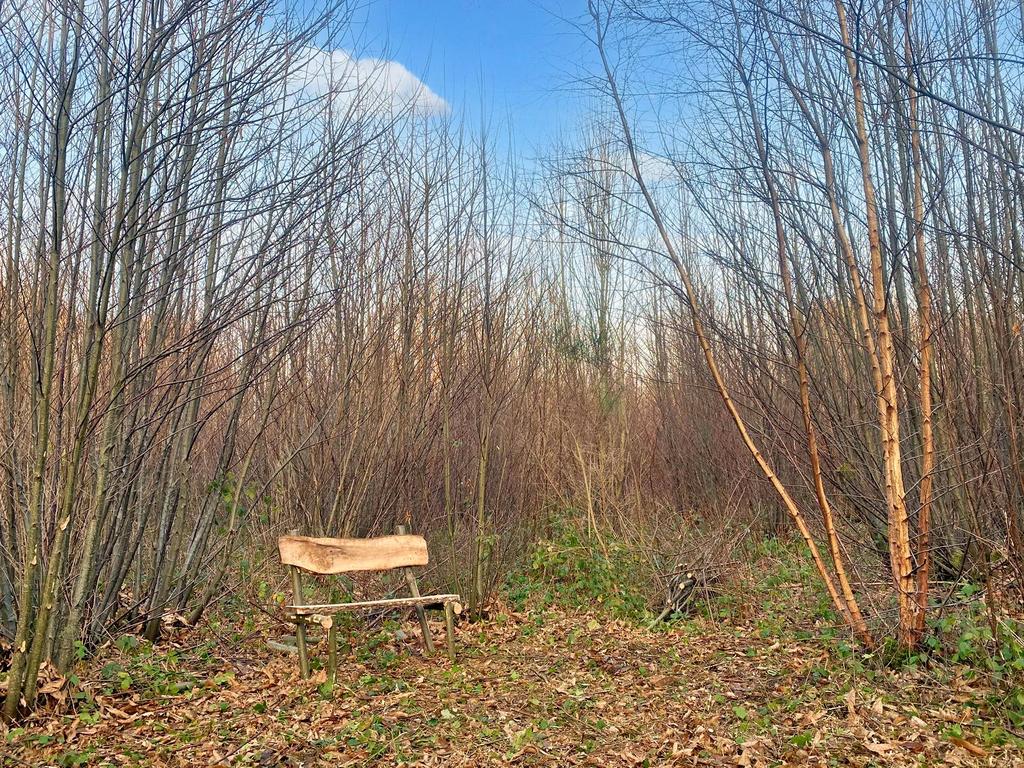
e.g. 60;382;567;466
294;620;310;678
289;561;310;678
415;604;435;656
397;525;435;656
444;602;456;662
327;624;338;685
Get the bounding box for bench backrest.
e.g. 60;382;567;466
278;534;429;575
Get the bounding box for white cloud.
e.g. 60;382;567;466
292;47;449;117
606;150;678;183
633;151;678;183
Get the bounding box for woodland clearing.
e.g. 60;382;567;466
5;0;1024;763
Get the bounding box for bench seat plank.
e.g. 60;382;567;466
287;594;461;615
279;534;429;574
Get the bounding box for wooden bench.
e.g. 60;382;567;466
279;527;462;679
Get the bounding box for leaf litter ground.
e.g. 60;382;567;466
3;601;1022;767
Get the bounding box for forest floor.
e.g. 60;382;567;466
3;538;1024;767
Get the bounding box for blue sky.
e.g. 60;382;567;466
352;1;594;158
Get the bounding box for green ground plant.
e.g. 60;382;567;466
503;518;653;622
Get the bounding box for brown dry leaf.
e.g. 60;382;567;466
900;739;927;754
864;741;893;755
844;687;858;722
947;736;989;757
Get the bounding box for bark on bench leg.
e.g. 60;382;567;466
289;558;310;678
398;524;435;656
444;602;456;661
327;623;338;685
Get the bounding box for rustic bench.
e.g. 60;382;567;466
279;527;462;679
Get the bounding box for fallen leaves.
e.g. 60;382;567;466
3;606;1022;767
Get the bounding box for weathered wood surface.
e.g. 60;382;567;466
286;594;461;615
398;523;436;655
444;601;457;661
267;639;299;655
278;530;461;670
278;534;429;574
